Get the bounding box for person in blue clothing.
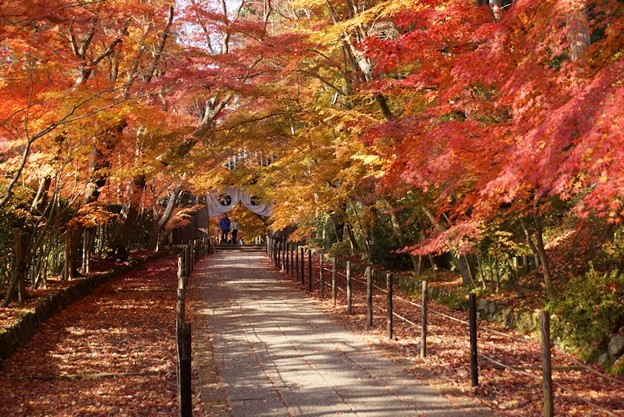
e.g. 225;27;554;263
219;214;231;244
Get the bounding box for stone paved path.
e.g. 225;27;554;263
191;248;498;417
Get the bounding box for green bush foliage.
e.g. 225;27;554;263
0;185;34;284
549;266;624;359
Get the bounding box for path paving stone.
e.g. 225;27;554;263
192;249;499;417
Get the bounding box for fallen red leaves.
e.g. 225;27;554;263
3;252;623;417
0;255;194;417
274;256;624;417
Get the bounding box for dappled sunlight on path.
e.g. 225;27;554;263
191;249;498;417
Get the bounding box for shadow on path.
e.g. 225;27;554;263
191;250;499;417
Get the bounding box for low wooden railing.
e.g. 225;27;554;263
175;237;210;417
265;236;622;417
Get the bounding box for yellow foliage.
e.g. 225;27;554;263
66;204;120;230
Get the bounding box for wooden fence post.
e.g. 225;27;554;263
300;247;305;284
319;253;324;299
185;245;191;278
541;310;554;417
189;241;195;271
469;292;479;387
366;266;373;327
421;281;428;358
346;261;352;314
331;257;337;306
177;259;185;325
290;243;294;278
176;283;184;326
386;273;393;340
308;249;313;292
177;321;192;417
178;253;185;279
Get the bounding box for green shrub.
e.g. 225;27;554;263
328;240;353;259
613;357;624;376
548;266;624;359
0;185;35;284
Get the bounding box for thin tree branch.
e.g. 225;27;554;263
143;6;174;83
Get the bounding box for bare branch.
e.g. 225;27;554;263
191;0;215;54
143;6;174;83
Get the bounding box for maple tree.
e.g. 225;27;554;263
194;0;624;371
319;0;624;291
1;0;623;382
0;0;182;300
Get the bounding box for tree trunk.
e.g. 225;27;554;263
568;7;590;61
387;205;422;273
65;120;129;272
113;174;146;259
63;230;75;281
488;0;504;22
522;215;553;294
346;223;359;255
330;211;345;243
421;207;473;285
154;185;183;249
3;229;27;306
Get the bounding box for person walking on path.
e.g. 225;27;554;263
190;250;499;417
230;217;239;244
219;214;230;244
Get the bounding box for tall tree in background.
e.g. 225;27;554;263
1;0;622;303
360;0;624;290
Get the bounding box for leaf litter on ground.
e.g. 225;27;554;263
273;257;624;417
0;255;204;417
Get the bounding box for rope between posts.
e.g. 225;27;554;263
479;324;531;344
334;266;470;326
479;354;621;417
552;380;621;417
330;265;469;326
393;311;419;327
553;342;624;388
299;249;624;400
479;353;540;380
334;285;347;295
350;276;367;286
389;285;622;384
